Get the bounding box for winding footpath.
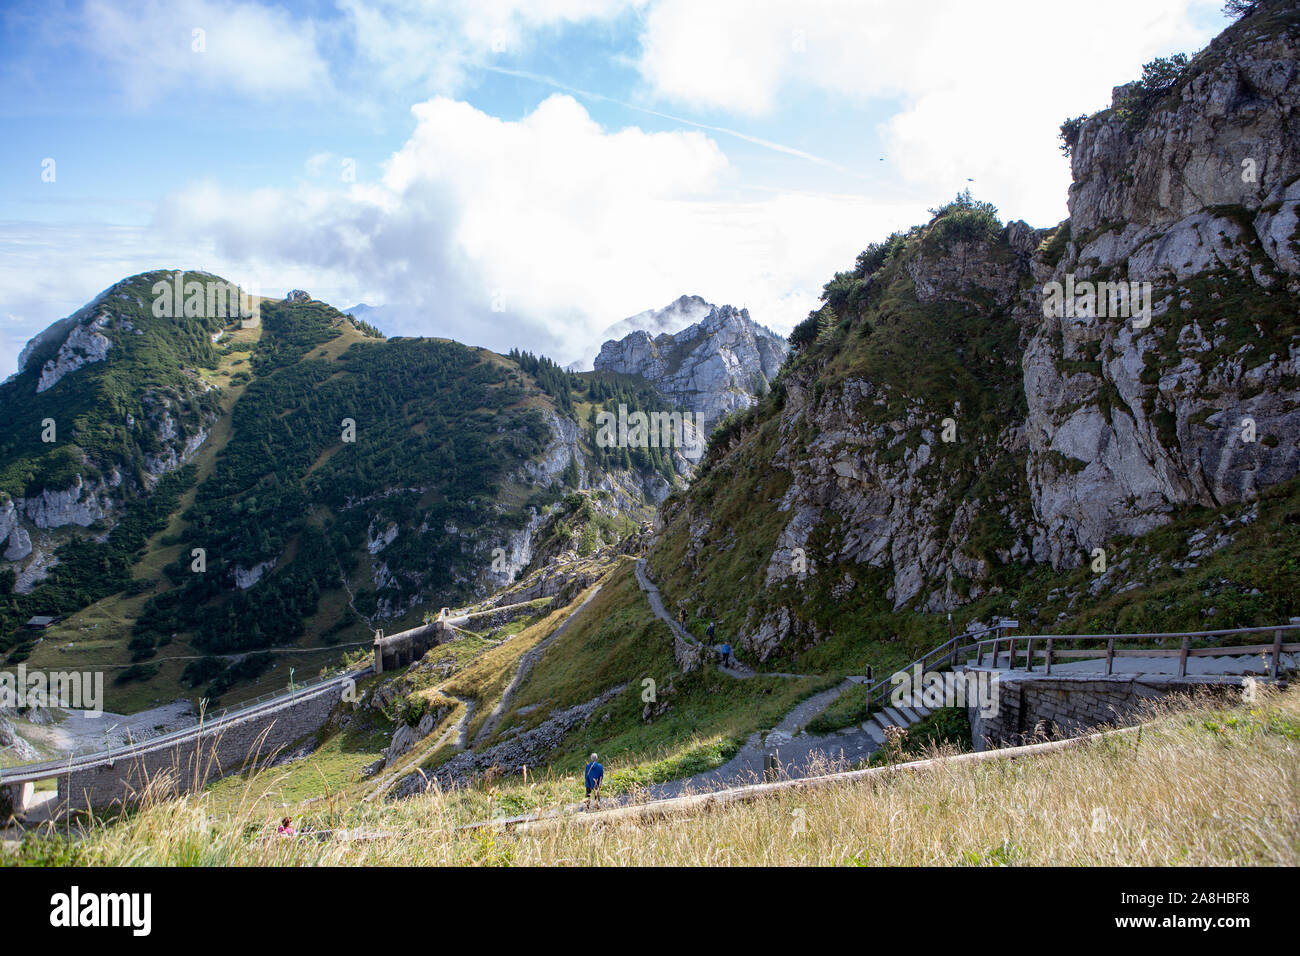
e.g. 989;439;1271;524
472;582;604;746
630;558;881;796
365;584;605;802
382;563;879;808
634;559;810;679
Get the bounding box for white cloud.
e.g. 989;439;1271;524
81;0;332;104
337;0;640;98
636;0;1225;224
138;94;923;365
2;0;1233;376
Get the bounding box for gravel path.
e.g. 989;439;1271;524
624;558;877;796
472;582;603;746
634;559;813;679
629;678;880;800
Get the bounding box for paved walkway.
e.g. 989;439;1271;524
977;651;1298;678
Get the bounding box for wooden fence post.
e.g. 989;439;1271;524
1106;637;1115;676
1045;637;1053;676
1272;630;1283;681
1179;635;1190;678
1025;637;1034;673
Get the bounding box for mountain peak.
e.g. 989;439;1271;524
593;301;787;428
598;294;716;344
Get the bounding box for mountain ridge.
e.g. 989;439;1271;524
594;301;788;429
645;0;1300;663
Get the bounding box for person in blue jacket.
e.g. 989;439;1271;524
584;753;604;809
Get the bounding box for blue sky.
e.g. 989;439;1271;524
0;0;1231;373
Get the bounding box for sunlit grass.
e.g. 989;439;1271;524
11;684;1295;866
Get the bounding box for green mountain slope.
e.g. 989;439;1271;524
0;274;691;708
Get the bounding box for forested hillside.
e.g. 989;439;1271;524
0;276;694;706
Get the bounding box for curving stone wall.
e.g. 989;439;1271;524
967;671;1248;749
50;675;361;813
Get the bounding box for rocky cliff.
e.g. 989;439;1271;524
594;301;788;428
597;294;714;344
648;1;1300;661
0;272;228;593
1027;6;1300;566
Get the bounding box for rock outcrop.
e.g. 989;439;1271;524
654;2;1300;660
35;313;115;393
597;294;714;345
594;301;788;429
1025;7;1300;566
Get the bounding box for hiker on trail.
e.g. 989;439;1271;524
276;816;295;838
706;621;716;645
679;608;686;627
584;753;604;809
719;642;733;668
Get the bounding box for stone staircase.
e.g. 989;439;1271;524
861;703;933;744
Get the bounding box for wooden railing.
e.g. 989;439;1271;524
865;621;1300;713
971;623;1300;679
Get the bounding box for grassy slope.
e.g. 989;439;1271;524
169;559;835;820
8;307;582;711
478;560;833;785
15;683;1296;865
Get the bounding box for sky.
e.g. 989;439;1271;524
0;0;1233;374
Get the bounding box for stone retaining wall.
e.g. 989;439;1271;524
967;671;1247;749
462;599;553;633
52;678;351;812
1;781;32;818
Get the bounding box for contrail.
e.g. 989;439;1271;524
482;65;848;172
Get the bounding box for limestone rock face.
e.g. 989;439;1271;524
3;527;32;562
1068;25;1299;236
36;314;114;393
1024;10;1300;566
598;294;713;344
521;411;582;488
594;302;788;429
657;6;1300;661
234;559;277;590
740;235;1034;627
20;473;117;529
0;500;17;553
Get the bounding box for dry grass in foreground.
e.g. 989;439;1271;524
8;684;1298;866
